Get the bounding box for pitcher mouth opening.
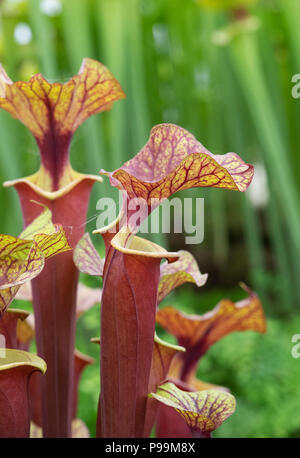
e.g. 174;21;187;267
110;226;179;261
4;172;103;201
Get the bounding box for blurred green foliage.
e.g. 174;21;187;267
1;0;300;438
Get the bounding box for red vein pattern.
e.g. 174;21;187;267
0;58;125;143
156;290;266;352
150;382;236;437
101;124;254;210
0;58;125;189
0;208;70;314
156;289;266;381
0;236;43;289
158;250;208;303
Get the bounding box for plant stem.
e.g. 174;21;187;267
14;179;94;437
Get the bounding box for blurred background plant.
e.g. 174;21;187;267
1;0;300;438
